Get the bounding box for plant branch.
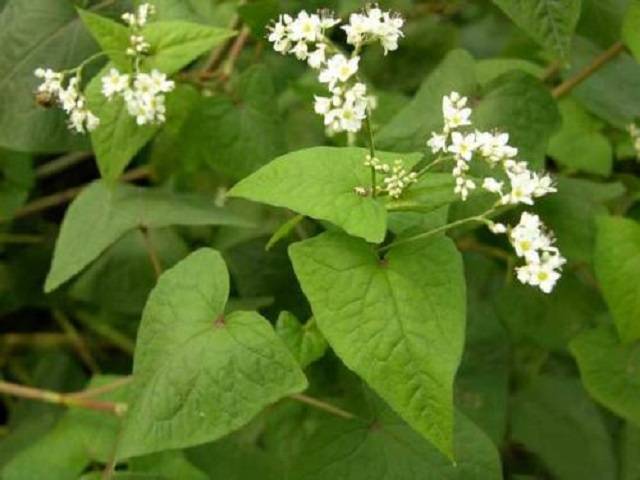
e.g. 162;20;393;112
53;310;100;374
289;393;358;420
552;41;625;99
35;151;92;179
0;381;126;415
221;26;252;81
379;211;493;253
0;233;43;244
365;113;378;197
139;226;162;279
4;165;151;223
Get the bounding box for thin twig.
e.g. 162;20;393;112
0;381;126;415
201;15;243;76
5;165;151;223
540;59;562;82
289;393;358;420
456;237;513;263
139;226;162;278
74;311;136;356
552;41;625;99
67;376;132;400
52;310;101;374
0;233;43;244
35;152;92;179
1;333;76;349
221;26;252;82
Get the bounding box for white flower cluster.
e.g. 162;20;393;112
267;6;403;135
628;123;640;160
355;155;417;198
34;68;99;134
122;3;155;56
426;91;564;293
428;92;556;204
343;6;404;54
101;68;174;125
497;212;566;293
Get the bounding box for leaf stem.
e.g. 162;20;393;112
289;393;358;420
365;113;377;197
0;380;126;415
552;41;625;99
0;233;43;244
379;208;495;253
36;151;92;179
2;166;151;224
139;226;162;279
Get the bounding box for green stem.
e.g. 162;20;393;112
416;154;451;177
379;208;495;253
365;114;377;197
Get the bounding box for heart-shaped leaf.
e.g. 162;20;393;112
118;248;307;458
289;231;466;458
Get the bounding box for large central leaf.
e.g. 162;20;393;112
289;231;466;457
118;249;307;458
229;147;422;243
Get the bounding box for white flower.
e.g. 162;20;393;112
454;176;476;201
318;54;360;90
58;78;80;113
101;68;130;100
448;131;477;161
482;177;504;194
122;3;155;28
489;222;507;234
442;92;472;131
477;131;518;163
342;6;404;54
307;45;327;69
427;132;447;153
289;10;322;43
35;68;63;95
292;41;309;60
148;69;175;94
314;96;331;115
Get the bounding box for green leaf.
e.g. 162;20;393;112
69;228;189;315
45;181;252;292
495;272;601;351
85;63;160;181
474;71;560;170
385;173;458;215
130;451;208;480
548;99;612;176
623;0;640;62
289;231;466;457
511;375;617;480
1;375;129;480
0;150;33;222
536;178;625;264
142;21;235;74
0;0;95;152
491;0;582;59
276;312;328;369
376;49;477;152
475;58;544;85
594;216;640;342
84;21;233;180
77;9;130;70
570;325;640;426
289;400;502;480
568;36;640;128
620;423;640;480
118;249;307;458
230;147;422;243
180;65;287;181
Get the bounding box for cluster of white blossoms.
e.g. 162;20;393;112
426;91;565;293
267;5;404;135
34;68;99;134
506;212;566;293
355;155;417;198
34;3;176;132
101;68;174;125
122;3;155;56
627;123;640;160
428;92;556;203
